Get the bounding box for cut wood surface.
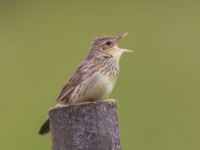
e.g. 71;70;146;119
49;99;121;150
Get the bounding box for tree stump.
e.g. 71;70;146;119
49;99;121;150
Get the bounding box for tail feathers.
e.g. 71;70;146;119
39;119;50;135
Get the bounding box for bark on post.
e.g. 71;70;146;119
49;99;121;150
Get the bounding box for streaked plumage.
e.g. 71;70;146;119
39;33;132;135
57;53;119;104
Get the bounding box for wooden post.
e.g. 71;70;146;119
49;99;121;150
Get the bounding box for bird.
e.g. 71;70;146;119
39;32;132;135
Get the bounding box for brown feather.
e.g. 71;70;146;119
56;59;101;103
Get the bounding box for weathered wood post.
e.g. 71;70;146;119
49;99;121;150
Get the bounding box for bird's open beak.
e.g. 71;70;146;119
115;33;133;53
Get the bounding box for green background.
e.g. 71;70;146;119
0;0;200;150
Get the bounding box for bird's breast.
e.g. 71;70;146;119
80;73;117;102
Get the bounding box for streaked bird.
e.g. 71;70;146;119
39;33;132;135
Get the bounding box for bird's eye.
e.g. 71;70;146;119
106;41;112;46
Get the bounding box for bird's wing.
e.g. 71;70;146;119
56;72;81;102
56;59;97;103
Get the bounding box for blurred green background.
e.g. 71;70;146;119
0;0;200;150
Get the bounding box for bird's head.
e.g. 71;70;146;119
88;33;132;60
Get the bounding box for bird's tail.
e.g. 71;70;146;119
39;119;50;135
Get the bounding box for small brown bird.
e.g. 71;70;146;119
39;33;132;135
